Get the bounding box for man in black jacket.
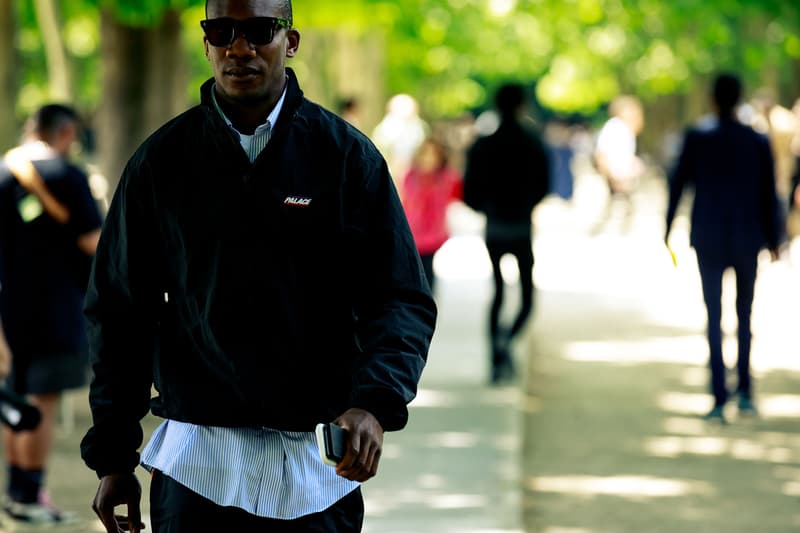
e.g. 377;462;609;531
80;1;436;531
665;73;782;423
463;83;549;385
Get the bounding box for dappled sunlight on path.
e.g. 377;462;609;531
520;172;800;533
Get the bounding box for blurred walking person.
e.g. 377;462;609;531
787;98;800;264
592;95;645;234
665;73;784;423
463;83;549;385
544;119;576;202
401;137;462;293
372;93;429;188
0;104;102;525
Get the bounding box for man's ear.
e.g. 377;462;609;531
204;38;210;60
285;29;300;58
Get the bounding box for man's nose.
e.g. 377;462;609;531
227;34;256;56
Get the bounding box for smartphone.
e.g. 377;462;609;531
315;422;348;466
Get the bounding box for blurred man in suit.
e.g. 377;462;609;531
665;73;784;423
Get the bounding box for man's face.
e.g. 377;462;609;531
204;0;299;104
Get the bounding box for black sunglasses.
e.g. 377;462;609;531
201;17;291;47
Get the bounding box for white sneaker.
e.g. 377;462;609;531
3;499;78;527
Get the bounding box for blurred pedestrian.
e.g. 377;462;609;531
745;89;797;204
79;1;436;532
371;93;429;187
787;98;800;264
592;95;645;234
463;83;550;385
0;103;102;524
338;97;362;130
790;162;800;233
401;137;463;292
665;73;784;423
544;118;576;202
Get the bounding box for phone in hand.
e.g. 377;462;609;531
315;422;348;466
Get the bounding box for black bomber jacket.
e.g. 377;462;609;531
80;69;437;478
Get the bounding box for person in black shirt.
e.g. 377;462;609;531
0;103;103;524
463;83;550;385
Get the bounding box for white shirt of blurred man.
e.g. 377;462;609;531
595;95;645;194
371;94;429;186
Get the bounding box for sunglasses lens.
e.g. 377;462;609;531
203;20;233;47
240;19;273;45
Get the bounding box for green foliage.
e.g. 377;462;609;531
99;0;200;26
11;0;800;121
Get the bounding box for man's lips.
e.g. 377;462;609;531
224;67;261;77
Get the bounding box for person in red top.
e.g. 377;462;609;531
401;137;463;292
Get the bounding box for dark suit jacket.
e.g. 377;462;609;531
665;117;784;265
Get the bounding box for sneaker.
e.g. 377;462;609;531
737;396;759;418
3;499;78;526
490;350;516;386
703;405;727;424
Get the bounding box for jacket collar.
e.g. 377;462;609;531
199;67;305;130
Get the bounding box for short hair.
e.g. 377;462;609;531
29;104;80;136
205;0;293;25
713;73;742;115
609;95;641;119
495;83;525;117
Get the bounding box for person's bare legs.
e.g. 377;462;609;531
4;393;60;504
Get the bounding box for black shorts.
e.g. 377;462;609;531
6;350;90;395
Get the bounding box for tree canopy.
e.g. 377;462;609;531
10;0;800;121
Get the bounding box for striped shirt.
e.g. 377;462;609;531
140;422;359;519
210;81;279;163
140;81;359;518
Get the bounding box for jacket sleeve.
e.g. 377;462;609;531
665;129;696;236
79;155;158;478
345;151;437;432
462;140;487;213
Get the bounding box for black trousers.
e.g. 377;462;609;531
485;237;534;359
150;471;364;532
696;254;758;407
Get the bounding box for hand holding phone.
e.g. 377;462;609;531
315;422;348;466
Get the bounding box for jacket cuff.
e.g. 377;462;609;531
350;387;409;432
80;426;141;479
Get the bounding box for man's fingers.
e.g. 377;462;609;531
337;427;362;471
338;440;381;482
115;515;146;531
365;444;381;477
94;502;122;533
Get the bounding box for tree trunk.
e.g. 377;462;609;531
333;31;385;134
97;9;188;198
33;0;72;100
294;29;385;134
0;0;18;151
143;9;188;135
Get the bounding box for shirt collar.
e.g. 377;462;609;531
210;79;287;137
